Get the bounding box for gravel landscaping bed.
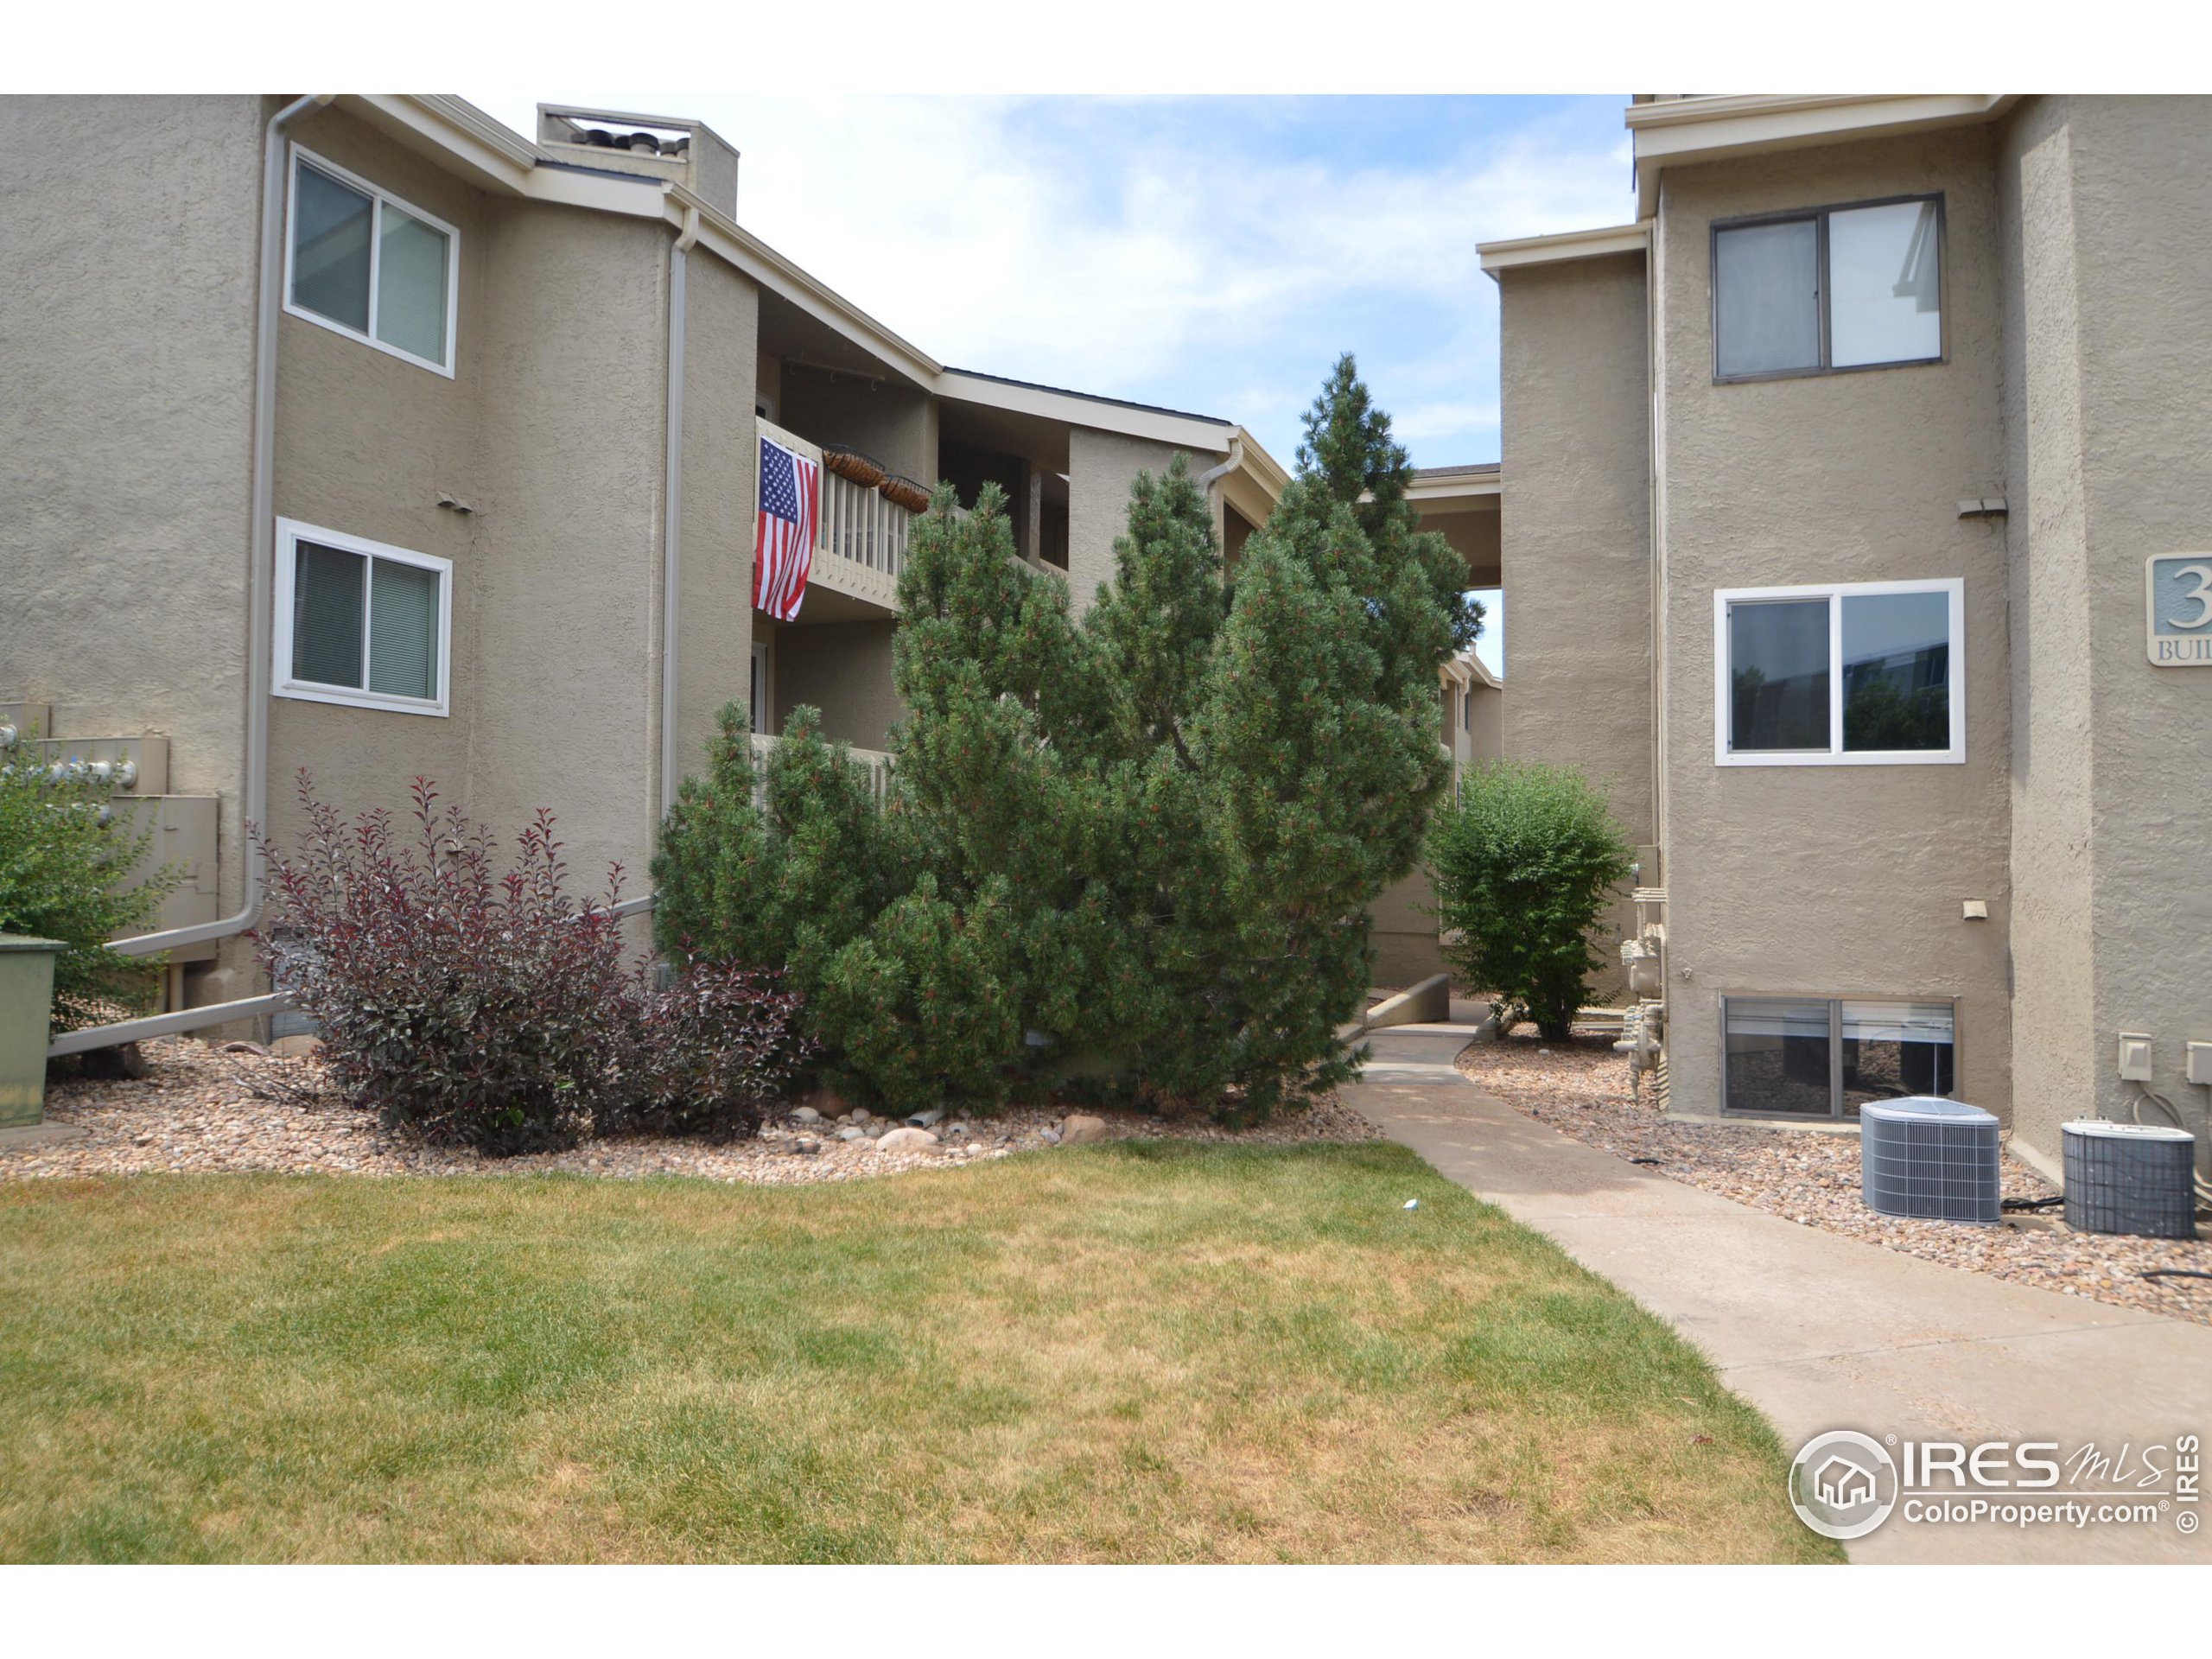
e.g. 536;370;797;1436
5;1038;1378;1185
1456;1027;2212;1329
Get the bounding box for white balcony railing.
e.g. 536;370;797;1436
822;468;911;588
749;732;894;805
758;416;912;614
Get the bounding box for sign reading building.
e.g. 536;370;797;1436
2146;554;2212;666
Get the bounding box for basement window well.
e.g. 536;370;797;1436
1715;579;1962;766
285;147;458;375
1721;996;1956;1120
274;520;451;716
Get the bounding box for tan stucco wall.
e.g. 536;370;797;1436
261;105;723;937
1497;251;1652;1001
1468;677;1502;763
1066;428;1224;615
675;252;760;786
1;95;270;1002
1999;97;2212;1166
1497;252;1652;835
1369;675;1505;990
467;200;672;907
1656;130;2014;1122
1999;96;2099;1165
267;105;486;874
771;620;901;751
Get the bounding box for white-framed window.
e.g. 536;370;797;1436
274;519;451;716
1713;579;1963;766
284;145;459;377
1712;194;1944;382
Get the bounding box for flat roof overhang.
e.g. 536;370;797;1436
1410;466;1501;588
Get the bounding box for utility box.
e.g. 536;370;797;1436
0;936;66;1128
107;795;220;963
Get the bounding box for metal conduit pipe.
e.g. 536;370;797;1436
49;93;332;1059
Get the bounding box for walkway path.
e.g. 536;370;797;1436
1347;1016;2212;1564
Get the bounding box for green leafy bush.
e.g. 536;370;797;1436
1427;762;1634;1040
655;357;1477;1119
0;741;173;1031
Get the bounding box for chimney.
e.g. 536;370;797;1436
535;105;740;220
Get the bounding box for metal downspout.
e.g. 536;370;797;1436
48;92;330;1058
1196;432;1243;492
659;202;700;818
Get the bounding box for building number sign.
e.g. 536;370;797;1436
2147;555;2212;666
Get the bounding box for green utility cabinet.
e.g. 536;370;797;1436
0;935;66;1128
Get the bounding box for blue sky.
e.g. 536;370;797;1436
473;93;1637;671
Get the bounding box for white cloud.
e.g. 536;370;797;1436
473;93;1634;462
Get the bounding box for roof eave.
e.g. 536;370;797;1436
1626;93;2015;216
665;182;943;389
937;369;1240;452
1478;221;1650;278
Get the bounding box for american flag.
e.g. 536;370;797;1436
753;435;818;621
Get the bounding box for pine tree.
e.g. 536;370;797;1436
1090;355;1478;1114
653;358;1477;1118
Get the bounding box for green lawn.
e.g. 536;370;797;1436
0;1142;1837;1563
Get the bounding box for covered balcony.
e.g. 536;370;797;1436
758;415;912;616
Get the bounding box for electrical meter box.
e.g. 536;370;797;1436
2188;1043;2212;1088
30;734;169;795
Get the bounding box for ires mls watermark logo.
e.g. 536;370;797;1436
1789;1429;2203;1541
1789;1432;1900;1540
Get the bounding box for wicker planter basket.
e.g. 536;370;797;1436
879;474;932;514
822;447;887;489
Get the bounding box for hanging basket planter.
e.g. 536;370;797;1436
879;474;932;514
821;446;887;490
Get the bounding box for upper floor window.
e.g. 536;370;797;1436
1714;579;1962;766
1713;195;1943;381
286;147;458;376
275;519;451;716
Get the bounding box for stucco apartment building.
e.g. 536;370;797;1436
1472;93;2212;1176
2;93;1291;1046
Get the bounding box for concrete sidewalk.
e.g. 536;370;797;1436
1348;1019;2212;1564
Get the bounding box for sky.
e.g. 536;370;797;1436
470;93;1638;672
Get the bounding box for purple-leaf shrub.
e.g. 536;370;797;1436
254;773;632;1154
612;957;816;1142
254;773;816;1155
